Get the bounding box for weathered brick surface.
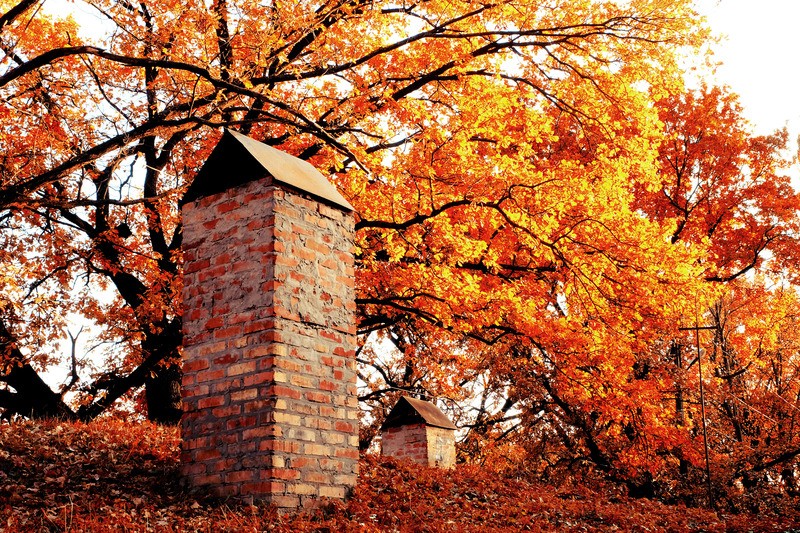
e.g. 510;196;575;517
181;177;358;507
382;424;456;468
426;426;457;468
382;424;429;464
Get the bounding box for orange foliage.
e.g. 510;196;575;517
0;0;799;511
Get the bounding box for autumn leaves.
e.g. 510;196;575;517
0;0;797;501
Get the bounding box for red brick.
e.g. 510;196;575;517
184;258;210;274
229;311;257;324
182;462;206;476
243;190;274;203
214;325;242;339
185;308;210;322
257;330;283;343
184;359;210;373
243;400;275;413
307;418;332;431
334;421;355;433
242;481;285;494
319;380;337;391
243;426;282;439
213;252;233;265
198;265;226;282
212;405;241;417
274;358;302;372
213;353;238;365
196;369;226;383
332;346;348;357
246;220;269;232
306;391;331;403
319;459;344;471
193;474;223;486
227;441;258;457
245;345;277;359
266;468;301;481
334;448;359;460
287;457;315;469
243;372;273;387
244;320;276;334
225;470;254;483
230;388;258;402
228;361;257;376
266;384;303;400
273;255;299;268
216;199;240;213
226;416;257;430
195;449;222;462
270;495;300;508
309;242;331;255
303;471;330;484
197;341;226;356
232;260;261;273
198;396;225;409
319;330;341;342
290;374;315;388
259;440;302;453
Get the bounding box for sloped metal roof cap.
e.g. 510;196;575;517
182;129;353;211
381;396;457;431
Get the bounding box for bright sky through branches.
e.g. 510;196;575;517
697;0;800;136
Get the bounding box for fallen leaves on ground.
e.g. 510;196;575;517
1;419;798;532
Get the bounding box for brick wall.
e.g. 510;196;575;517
426;426;456;468
381;424;456;468
381;424;429;464
181;176;358;507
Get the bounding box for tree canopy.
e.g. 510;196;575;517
1;0;799;504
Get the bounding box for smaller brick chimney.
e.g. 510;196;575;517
380;396;457;468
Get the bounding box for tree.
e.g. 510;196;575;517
634;86;798;282
0;0;708;424
4;0;798;500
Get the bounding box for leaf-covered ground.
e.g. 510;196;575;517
1;419;799;532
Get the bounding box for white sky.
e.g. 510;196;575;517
696;0;800;137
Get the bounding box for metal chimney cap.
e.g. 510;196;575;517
183;129;353;211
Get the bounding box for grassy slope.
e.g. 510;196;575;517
1;419;798;532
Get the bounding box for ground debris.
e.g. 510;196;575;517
1;419;799;532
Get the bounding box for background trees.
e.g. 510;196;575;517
0;0;798;504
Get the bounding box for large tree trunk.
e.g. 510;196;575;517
0;319;75;420
0;363;76;420
145;363;182;425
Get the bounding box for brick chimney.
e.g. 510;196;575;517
180;130;358;507
381;396;457;468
